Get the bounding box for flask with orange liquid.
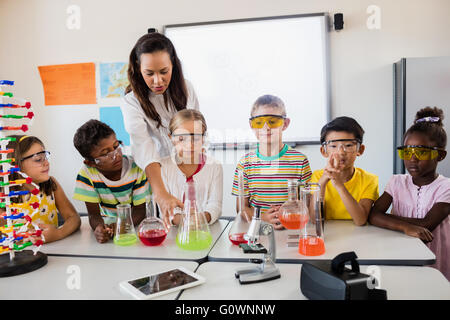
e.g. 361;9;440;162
279;179;308;230
298;183;325;256
228;169;252;245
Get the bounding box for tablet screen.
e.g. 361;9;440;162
128;269;198;295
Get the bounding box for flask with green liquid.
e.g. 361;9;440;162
113;204;137;246
176;180;212;251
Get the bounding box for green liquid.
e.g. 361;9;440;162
176;231;213;251
113;233;137;246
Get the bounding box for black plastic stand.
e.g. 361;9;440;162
0;250;47;277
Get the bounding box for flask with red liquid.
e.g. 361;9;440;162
228;169;251;245
298;183;325;256
138;196;168;246
279;179;309;230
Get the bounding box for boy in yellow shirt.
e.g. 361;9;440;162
311;117;379;226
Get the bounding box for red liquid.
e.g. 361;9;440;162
298;236;325;256
279;213;309;229
139;229;167;246
228;232;247;245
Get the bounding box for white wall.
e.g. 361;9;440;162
1;0;449;215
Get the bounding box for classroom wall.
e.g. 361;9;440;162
1;0;449;215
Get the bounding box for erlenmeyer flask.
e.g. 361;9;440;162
114;203;137;246
279;179;309;229
138;196;168;246
176;180;212;251
228;169;251;245
298;183;325;256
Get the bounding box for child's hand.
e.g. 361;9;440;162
159;195;184;227
38;223;60;244
262;205;284;230
325;154;346;186
403;224;433;242
171;213;182;226
94;224;114;243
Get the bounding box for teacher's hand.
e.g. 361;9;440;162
157;194;185;226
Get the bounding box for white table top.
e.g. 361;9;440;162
209;220;436;265
0;256;198;300
42;216;229;263
179;262;450;300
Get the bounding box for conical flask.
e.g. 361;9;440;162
298;183;325;256
114;204;137;246
138;196;168;246
176;180;212;251
279;179;309;229
228;169;252;245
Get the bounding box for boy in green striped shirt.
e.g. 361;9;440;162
73;120;150;243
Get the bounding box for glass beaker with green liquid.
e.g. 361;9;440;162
114;204;137;246
176;180;212;251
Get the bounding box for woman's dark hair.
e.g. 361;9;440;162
404;106;447;149
125;33;188;128
7;135;56;196
320;116;365;144
73;119;115;159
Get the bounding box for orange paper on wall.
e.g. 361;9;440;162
38;63;96;106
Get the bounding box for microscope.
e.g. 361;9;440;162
235;207;281;284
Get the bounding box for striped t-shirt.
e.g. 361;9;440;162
231;144;312;214
73;155;150;216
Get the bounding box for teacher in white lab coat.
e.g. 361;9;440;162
121;32;199;224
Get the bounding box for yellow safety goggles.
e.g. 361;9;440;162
249;115;285;129
397;145;442;160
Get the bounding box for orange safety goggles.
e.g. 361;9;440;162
249;115;285;129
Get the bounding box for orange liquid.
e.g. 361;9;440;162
279;213;309;229
298;236;325;256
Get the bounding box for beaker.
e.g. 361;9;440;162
298;183;325;256
279;179;308;229
138;196;168;246
228;169;251;245
176;180;212;251
113;203;137;246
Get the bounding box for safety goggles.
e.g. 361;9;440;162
249;114;285;129
21;150;51;167
397;145;442;161
171;133;205;144
322;139;361;153
93;141;123;165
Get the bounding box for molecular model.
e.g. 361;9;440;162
0;80;47;277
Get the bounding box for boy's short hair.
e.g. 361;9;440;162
320;116;365;144
73;119;115;159
251;94;286;117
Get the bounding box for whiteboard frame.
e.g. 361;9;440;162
163;12;332;149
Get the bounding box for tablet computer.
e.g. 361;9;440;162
119;266;205;300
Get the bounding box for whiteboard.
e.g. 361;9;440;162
164;13;331;147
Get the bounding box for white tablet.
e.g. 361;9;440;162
119;266;205;300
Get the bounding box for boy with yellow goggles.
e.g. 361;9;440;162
397;145;443;160
249;114;286;129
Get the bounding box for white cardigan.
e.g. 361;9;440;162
120;80;199;171
160;154;223;224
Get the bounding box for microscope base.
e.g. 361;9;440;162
235;266;281;285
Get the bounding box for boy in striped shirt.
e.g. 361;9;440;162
73;120;150;243
232;95;312;230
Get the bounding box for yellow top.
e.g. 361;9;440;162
311;167;379;220
22;191;58;227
